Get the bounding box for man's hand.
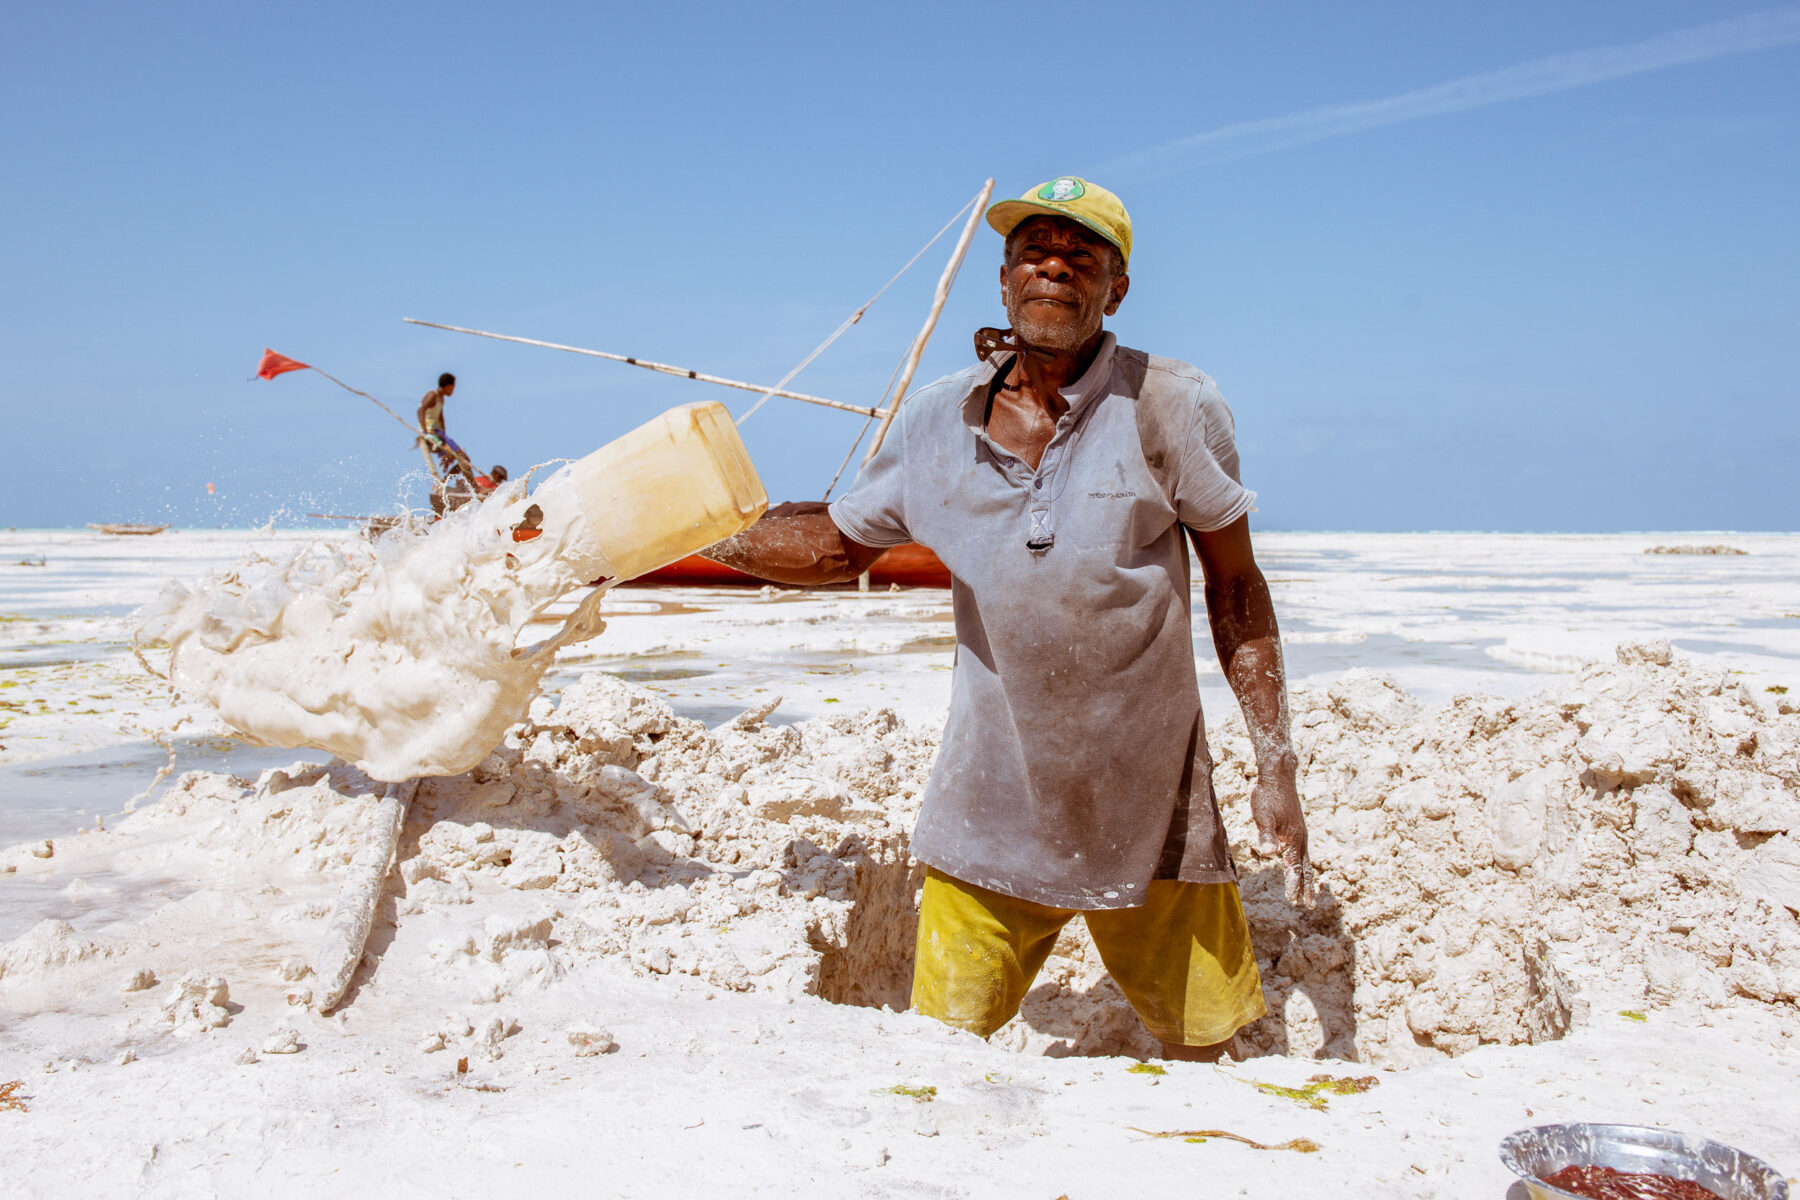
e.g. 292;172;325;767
1248;754;1317;907
1191;516;1317;909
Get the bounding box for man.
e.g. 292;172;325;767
475;464;508;495
418;372;475;483
704;177;1313;1061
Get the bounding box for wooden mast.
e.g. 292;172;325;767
858;178;995;590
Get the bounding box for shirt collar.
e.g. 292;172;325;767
1058;331;1117;416
959;330;1119;434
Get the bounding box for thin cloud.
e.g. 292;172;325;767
1100;9;1800;178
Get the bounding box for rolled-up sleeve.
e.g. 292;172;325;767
1174;376;1256;532
828;406;914;548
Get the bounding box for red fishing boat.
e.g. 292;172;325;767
627;541;950;589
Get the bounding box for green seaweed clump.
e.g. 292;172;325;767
1767;685;1789;695
1128;1063;1168;1077
1245;1073;1379;1111
1132;1127;1319;1153
884;1084;936;1102
1619;1010;1648;1023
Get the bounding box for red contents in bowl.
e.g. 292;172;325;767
1541;1163;1724;1200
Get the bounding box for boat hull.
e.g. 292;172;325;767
87;523;170;536
623;542;950;589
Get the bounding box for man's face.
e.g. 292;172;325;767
1000;216;1129;354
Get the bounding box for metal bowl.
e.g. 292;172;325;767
1500;1123;1790;1200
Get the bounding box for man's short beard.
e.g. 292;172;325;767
1002;279;1108;353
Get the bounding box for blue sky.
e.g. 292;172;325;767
3;1;1796;531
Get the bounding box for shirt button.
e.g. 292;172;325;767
1033;478;1043;489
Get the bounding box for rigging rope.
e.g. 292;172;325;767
821;209;983;498
307;368;423;437
819;417;874;502
734;193;979;427
820;338;911;501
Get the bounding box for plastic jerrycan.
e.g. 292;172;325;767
567;401;768;581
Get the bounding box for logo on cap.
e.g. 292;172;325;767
1038;177;1085;202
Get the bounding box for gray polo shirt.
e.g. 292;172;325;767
829;333;1256;909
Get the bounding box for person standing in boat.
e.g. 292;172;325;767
702;176;1313;1062
418;372;475;484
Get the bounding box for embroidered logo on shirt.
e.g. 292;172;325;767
1088;490;1137;500
1038;177;1085;202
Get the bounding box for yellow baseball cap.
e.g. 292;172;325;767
985;176;1133;269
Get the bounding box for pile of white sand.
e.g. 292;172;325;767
399;673;937;1009
1020;640;1800;1062
0;673;939;1070
424;637;1800;1065
4;640;1796;1075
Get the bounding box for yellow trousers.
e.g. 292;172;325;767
911;867;1266;1046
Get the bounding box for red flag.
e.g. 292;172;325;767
256;349;310;380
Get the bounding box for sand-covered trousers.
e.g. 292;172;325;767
910;867;1267;1046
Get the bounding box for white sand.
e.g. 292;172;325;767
1;530;1797;1197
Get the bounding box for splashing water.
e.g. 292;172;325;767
136;469;613;781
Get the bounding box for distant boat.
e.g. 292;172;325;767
305;512;416;541
628;542;950;589
87;523;170;536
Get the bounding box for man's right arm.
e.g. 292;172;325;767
700;501;885;586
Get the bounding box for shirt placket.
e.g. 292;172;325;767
1026;432;1068;552
969;344;1109;556
986;418;1078;555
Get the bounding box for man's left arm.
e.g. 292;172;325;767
1190;515;1317;906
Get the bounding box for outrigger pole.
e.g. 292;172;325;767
865;178;994;464
401;319;884;419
